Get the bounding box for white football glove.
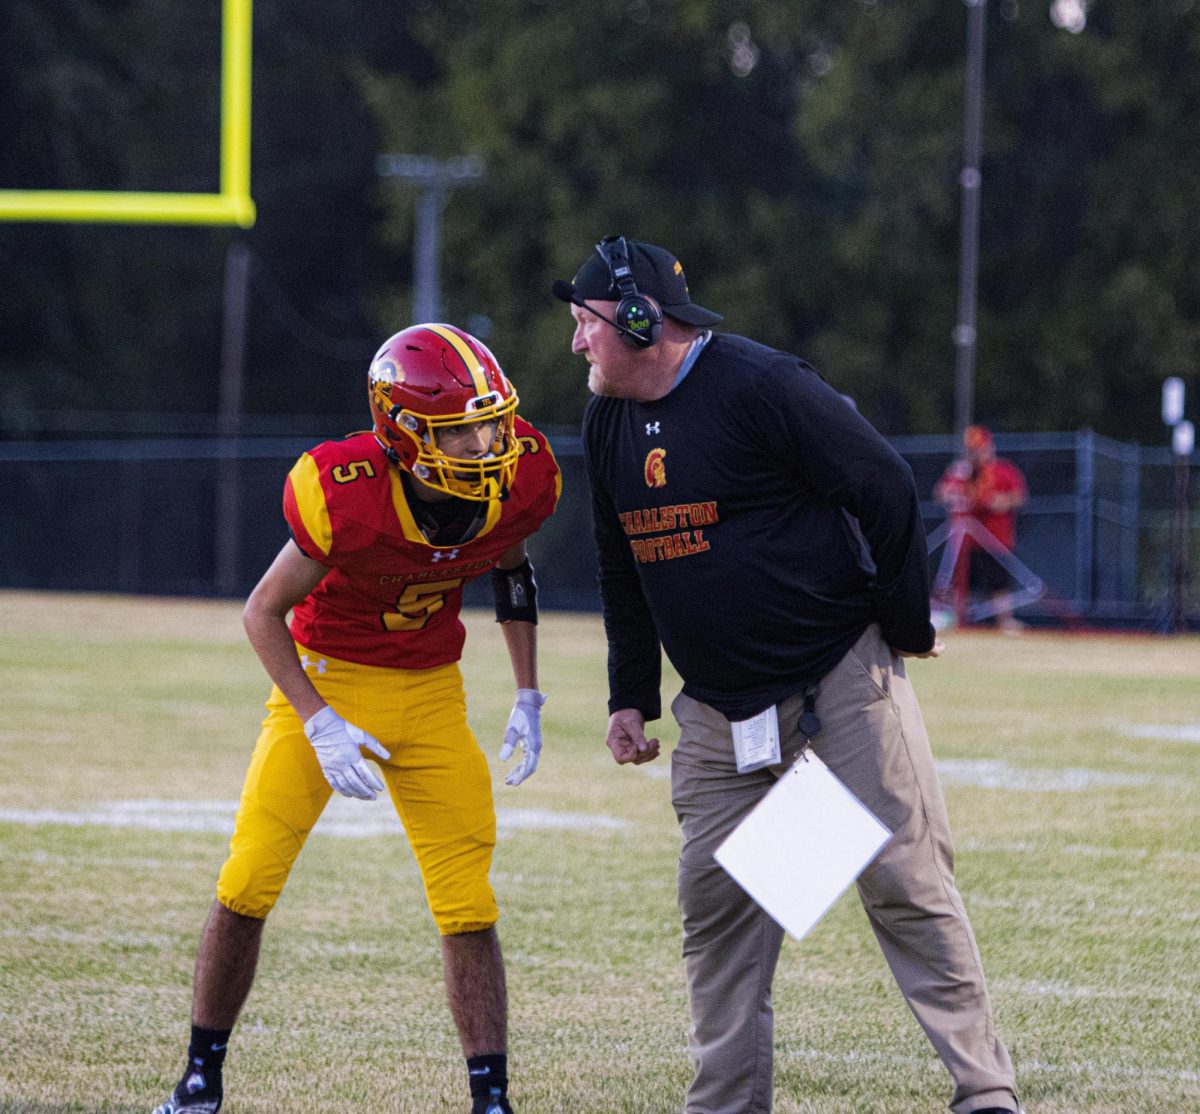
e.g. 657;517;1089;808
303;705;390;801
499;688;546;787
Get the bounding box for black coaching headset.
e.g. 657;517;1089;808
595;235;663;348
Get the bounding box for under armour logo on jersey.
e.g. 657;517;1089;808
299;655;327;674
645;422;661;435
431;548;460;562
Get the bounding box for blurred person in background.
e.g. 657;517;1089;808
934;425;1029;633
555;236;1021;1114
152;324;560;1114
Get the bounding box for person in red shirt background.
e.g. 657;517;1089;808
935;425;1029;632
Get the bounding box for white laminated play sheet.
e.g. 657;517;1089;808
713;750;892;941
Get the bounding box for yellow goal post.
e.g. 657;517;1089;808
0;0;254;228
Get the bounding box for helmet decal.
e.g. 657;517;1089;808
369;356;403;420
423;323;494;397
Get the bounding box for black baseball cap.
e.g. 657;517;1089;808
554;237;723;327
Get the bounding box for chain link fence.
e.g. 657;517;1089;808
2;418;1196;629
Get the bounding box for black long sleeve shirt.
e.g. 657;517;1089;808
582;333;935;723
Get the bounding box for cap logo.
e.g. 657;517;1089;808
673;261;683;275
644;448;667;488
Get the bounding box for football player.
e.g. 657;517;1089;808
153;324;561;1114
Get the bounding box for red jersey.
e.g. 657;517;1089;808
283;419;561;670
936;457;1027;550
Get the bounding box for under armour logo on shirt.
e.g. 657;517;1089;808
645;422;661;435
431;548;460;562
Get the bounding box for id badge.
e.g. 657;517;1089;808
731;705;782;773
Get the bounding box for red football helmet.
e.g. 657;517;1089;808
368;323;520;501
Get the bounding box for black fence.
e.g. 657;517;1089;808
2;417;1197;629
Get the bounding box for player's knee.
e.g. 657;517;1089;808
434;905;499;935
432;878;496;941
423;834;498;935
217;849;285;919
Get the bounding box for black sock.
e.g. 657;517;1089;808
466;1053;508;1100
187;1025;231;1074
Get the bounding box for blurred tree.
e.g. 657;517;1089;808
365;0;851;422
0;1;229;420
1;0;1197;440
0;0;391;428
979;0;1200;437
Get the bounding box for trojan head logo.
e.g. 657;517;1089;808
644;447;667;488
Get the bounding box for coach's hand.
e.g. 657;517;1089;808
606;708;660;766
303;705;390;801
500;688;546;786
898;638;946;659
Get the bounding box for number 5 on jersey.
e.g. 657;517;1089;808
382;578;463;631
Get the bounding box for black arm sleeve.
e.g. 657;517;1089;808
755;360;934;653
490;558;538;624
583;404;663;720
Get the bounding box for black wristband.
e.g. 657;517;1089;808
491;557;538;624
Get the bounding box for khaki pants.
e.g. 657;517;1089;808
670;624;1018;1114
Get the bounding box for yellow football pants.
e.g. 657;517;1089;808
217;648;498;935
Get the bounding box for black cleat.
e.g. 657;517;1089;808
472;1086;513;1114
151;1061;223;1114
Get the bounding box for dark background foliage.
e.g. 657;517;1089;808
2;0;1198;439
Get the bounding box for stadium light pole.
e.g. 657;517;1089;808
215;239;252;597
953;0;987;436
1163;376;1193;632
1170;420;1194;633
377;154;485;322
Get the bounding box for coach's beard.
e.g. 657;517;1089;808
587;362;615;397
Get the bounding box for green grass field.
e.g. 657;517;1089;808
1;591;1197;1113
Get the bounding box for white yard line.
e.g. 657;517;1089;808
779;1046;1199;1085
1116;722;1200;743
990;977;1199;1003
956;838;1200;864
969;893;1195;926
645;756;1178;791
0;797;627;837
966;893;1200;924
934;758;1171;791
0;924;173;947
1019;1057;1200;1085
